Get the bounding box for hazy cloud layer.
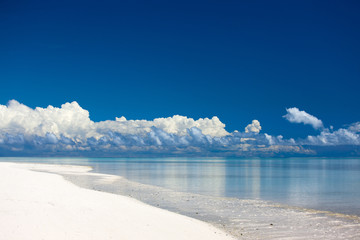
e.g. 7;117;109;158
283;107;324;129
303;122;360;146
0;100;359;157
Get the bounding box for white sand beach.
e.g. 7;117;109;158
2;162;360;240
0;162;235;240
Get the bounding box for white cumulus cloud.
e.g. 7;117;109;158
99;115;229;137
0;100;229;140
283;107;324;129
245;120;262;134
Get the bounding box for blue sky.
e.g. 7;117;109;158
0;1;359;156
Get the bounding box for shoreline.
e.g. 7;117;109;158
61;167;360;240
1;162;360;239
3;156;360;217
11;162;360;239
0;162;235;240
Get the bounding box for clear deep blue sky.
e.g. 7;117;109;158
1;0;359;138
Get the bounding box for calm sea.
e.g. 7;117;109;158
2;157;360;216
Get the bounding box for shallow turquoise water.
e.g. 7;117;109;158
2;157;360;216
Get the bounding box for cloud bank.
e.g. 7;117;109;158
0;100;265;156
283;107;324;129
303;122;360;146
0;100;359;157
